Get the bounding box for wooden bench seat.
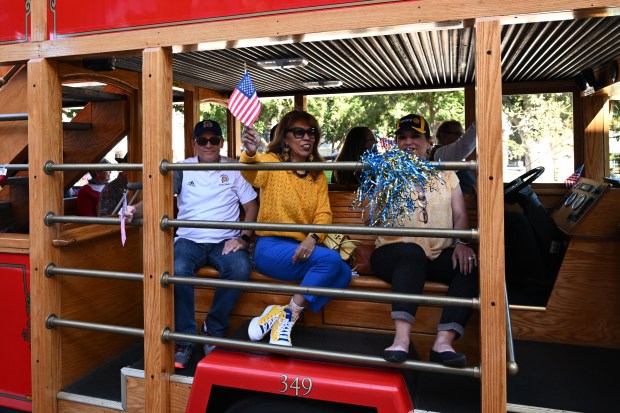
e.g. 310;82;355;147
193;187;480;362
195;266;449;294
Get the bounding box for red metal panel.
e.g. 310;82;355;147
0;253;31;411
0;1;30;44
49;0;408;38
187;350;413;412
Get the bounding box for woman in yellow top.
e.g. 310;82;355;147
371;114;478;367
240;110;352;347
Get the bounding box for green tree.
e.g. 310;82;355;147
184;90;466;152
307;90;465;151
502;93;573;170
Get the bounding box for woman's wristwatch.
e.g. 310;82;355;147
310;233;320;243
455;239;469;246
238;234;251;243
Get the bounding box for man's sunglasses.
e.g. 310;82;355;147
194;136;223;146
286;127;317;139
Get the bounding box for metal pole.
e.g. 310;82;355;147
164;329;481;378
164;274;479;309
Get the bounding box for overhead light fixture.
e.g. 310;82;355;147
256;57;308;70
302;80;343;88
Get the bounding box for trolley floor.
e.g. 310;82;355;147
61;326;619;413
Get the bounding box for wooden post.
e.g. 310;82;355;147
294;94;307;111
28;58;63;413
227;110;241;158
142;47;175;413
464;85;476;130
30;0;48;42
464;85;477;161
474;19;507;413
128;87;143;184
184;89;200;159
582;94;610;179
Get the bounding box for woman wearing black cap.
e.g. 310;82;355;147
369;114;478;367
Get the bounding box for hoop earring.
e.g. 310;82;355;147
283;144;290;162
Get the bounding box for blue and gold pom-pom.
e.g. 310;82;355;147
353;147;444;227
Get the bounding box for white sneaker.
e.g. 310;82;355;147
248;305;285;341
269;307;295;347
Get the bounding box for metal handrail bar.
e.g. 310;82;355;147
160;159;478;172
42;314;480;377
45;264;143;282
45;315;144;338
2;164;28;171
164;275;479;309
0;113;28;121
164;329;481;378
43;160;143;174
163;218;479;240
44;212;143;226
40;159;476;174
43;212;478;240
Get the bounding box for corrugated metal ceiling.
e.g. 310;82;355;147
114;15;620;96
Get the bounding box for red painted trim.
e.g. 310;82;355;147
0;394;32;412
0;1;30;44
48;0;411;39
0;254;32;409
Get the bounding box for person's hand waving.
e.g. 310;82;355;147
241;126;260;157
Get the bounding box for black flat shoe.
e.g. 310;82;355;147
430;350;466;367
383;349;408;363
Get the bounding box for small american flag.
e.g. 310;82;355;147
565;164;584;188
228;70;261;126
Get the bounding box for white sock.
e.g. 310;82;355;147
288;299;305;322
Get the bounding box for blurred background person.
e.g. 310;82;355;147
76;159;111;216
332;126;377;185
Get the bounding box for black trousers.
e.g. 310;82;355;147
371;242;478;334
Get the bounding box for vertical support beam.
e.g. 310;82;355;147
184;89;200;159
294;94;307;111
227;111;241;158
464;85;476;129
464;85;477;161
31;0;48;42
582;94;609;179
127;87;143;184
28;58;63;413
142;47;174;413
572;91;585;170
474;19;507;413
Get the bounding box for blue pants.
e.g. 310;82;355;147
254;236;352;312
371;242;478;338
173;237;251;340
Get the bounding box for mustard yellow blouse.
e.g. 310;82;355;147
240;151;332;242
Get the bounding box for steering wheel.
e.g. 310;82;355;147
504;166;545;203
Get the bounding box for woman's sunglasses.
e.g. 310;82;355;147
194;136;222;146
286;127;317;139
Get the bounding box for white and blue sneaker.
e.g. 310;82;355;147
248;305;285;341
269;307;295;347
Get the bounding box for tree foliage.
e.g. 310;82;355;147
193;91;464;151
502;93;573;169
186;90;578;179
